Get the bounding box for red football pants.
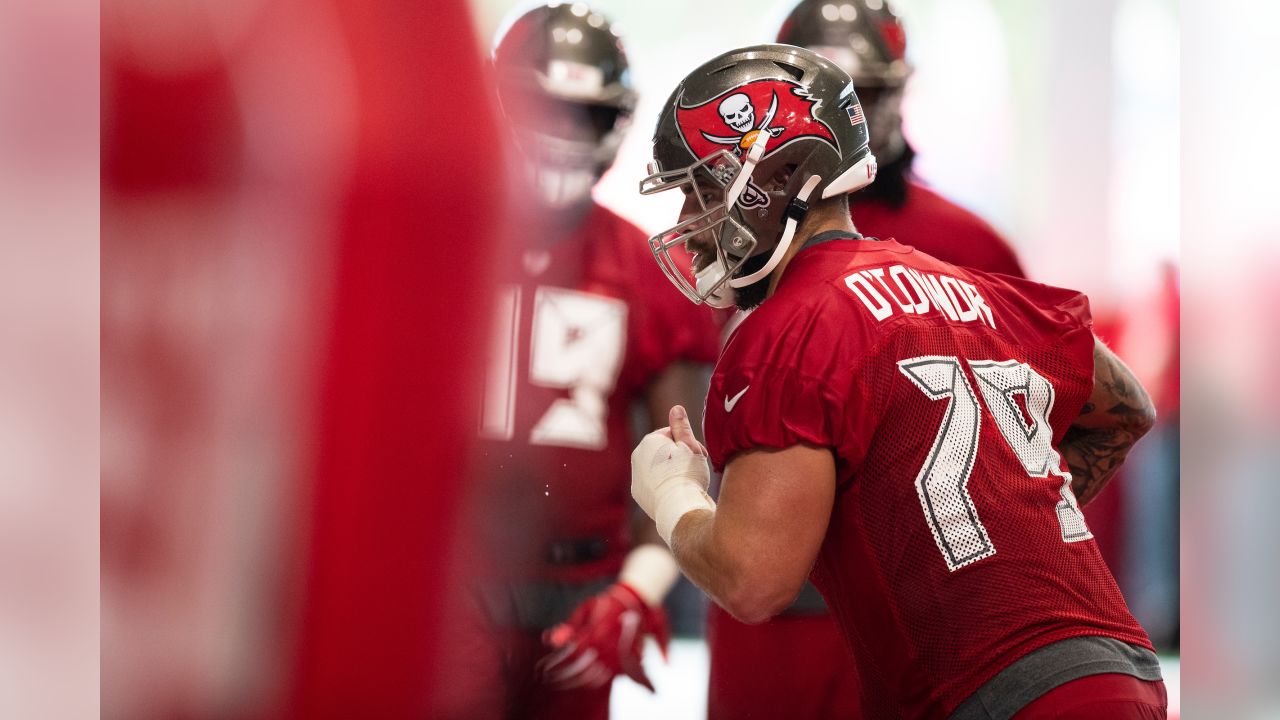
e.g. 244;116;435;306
707;603;861;720
1014;673;1168;719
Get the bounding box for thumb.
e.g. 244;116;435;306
668;405;703;455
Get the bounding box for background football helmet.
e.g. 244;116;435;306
777;0;912;165
493;4;636;210
642;44;876;306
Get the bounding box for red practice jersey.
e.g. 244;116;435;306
852;181;1025;278
477;202;719;583
703;237;1152;719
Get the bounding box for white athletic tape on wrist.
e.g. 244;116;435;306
631;433;716;547
619;544;681;607
655;481;716;547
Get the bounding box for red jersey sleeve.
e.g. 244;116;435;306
703;286;873;474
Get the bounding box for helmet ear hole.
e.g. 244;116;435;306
769;163;799;189
771;61;806;81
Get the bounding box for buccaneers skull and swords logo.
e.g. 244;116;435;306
675;78;839;209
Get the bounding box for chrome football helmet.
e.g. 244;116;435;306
777;0;913;163
494;3;636;209
641;44;876;306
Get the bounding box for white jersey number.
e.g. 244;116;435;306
898;356;1091;572
480;285;627;450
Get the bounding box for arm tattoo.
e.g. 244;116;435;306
1060;345;1156;506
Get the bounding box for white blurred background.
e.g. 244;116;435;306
472;0;1179;308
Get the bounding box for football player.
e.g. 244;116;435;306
443;5;720;719
706;2;1028;717
632;45;1167;719
778;0;1024;273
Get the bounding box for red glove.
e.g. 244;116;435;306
538;582;671;691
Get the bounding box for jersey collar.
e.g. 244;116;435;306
799;230;866;253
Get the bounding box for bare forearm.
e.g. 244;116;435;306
1062;340;1157;505
632;419;833;625
670;508;796;624
1060;424;1144;505
668;509;730;605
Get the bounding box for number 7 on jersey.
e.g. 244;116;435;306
898;356;1091;572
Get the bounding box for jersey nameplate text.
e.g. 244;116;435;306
844;264;996;329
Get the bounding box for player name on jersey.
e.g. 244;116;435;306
844;264;996;329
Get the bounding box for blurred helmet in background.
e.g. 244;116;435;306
493;3;636;211
642;44;875;307
777;0;912;163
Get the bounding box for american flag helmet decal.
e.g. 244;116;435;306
846;103;866;126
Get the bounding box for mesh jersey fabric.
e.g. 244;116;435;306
707;176;1030;720
702;238;1153;719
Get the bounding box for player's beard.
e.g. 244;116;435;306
732;252;772;311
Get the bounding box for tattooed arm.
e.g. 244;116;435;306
1060;338;1157;506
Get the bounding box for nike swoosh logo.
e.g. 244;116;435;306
724;385;750;412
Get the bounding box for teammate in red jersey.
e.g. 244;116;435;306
777;0;1024;277
443;6;719;719
706;3;1025;717
632;45;1165;719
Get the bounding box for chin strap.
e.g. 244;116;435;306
728;173;823;289
724;133;769;209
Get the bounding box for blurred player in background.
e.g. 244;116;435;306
779;0;1024;276
440;5;719;718
706;2;1027;717
632;44;1165;719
